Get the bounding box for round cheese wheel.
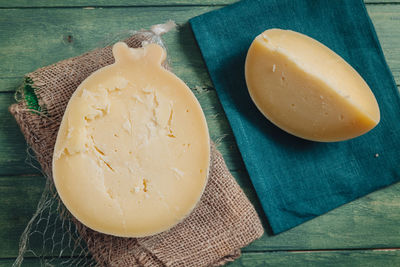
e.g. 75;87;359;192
53;43;210;237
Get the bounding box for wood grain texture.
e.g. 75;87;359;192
0;93;39;175
0;0;396;8
0;6;214;92
0;175;46;258
0;257;88;267
0;5;399;93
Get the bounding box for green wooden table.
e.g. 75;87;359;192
1;0;400;266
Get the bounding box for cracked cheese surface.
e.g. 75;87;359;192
53;43;210;237
245;29;380;142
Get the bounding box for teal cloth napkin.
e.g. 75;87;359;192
190;0;400;234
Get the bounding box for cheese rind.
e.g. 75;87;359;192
245;29;380;142
53;43;210;237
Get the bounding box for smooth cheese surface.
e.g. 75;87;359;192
53;43;210;237
245;29;380;142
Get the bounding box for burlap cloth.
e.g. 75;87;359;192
9;29;264;267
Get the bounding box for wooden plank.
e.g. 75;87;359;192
0;174;89;259
368;5;400;83
0;175;46;258
228;250;400;267
0;93;39;175
1;173;400;257
0;250;399;267
0;5;399;93
0;0;395;8
0;257;91;267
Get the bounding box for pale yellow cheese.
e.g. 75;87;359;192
245;29;380;142
53;42;210;237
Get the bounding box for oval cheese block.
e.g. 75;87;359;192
245;29;380;142
53;42;210;237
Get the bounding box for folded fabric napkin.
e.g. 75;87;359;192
190;0;400;234
9;26;263;266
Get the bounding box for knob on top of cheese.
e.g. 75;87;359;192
53;42;210;237
245;29;380;142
